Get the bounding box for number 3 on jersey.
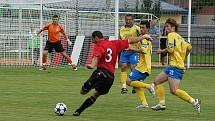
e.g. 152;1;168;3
105;48;112;62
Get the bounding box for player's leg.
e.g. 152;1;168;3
39;50;48;70
121;63;128;94
54;41;77;71
127;70;150;89
73;69;100;116
73;68;114;116
80;69;100;95
120;51;129;94
73;90;100;116
135;87;149;109
167;67;201;113
60;51;77;71
151;70;168;111
126;70;151;108
129;52;138;94
168;77;200;113
40;41;52;70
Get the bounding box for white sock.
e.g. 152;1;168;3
190;98;195;105
159;100;165;105
122;84;126;88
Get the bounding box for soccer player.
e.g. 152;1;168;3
119;14;141;94
37;15;77;70
150;18;201;113
73;31;151;116
126;21;155;109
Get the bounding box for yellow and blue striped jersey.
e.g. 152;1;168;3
135;34;152;74
166;32;192;70
119;25;140;49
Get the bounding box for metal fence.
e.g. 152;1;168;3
190;37;215;67
153;36;215;67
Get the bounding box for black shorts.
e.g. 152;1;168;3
44;41;64;53
82;68;114;95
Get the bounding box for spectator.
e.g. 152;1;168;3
149;19;158;35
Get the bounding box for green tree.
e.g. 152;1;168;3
135;0;160;18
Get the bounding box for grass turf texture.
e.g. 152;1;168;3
0;67;214;121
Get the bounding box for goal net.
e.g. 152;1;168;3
0;0;159;67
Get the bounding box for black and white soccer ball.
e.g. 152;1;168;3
54;103;67;116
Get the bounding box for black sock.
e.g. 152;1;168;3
76;96;96;114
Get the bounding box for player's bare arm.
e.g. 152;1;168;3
60;25;68;40
128;35;152;44
37;29;43;36
37;23;51;36
157;48;168;55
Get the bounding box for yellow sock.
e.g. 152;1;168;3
135;88;148;105
175;89;194;104
121;72;127;88
156;84;165;105
130;81;150;89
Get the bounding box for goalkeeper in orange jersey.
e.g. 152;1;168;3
37;15;77;71
150;18;201;113
126;21;155;109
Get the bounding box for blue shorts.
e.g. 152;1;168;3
129;69;149;81
120;50;138;64
163;66;183;80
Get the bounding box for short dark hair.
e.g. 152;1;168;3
53;15;59;18
125;14;133;18
140;21;150;29
165;18;179;32
92;31;103;39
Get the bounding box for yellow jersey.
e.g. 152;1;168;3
135;34;152;74
119;25;140;49
181;41;192;61
166;32;192;69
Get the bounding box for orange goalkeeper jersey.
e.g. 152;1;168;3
43;23;65;42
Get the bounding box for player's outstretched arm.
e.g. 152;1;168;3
60;25;68;40
128;36;152;44
128;45;139;52
157;48;167;54
37;23;50;36
59;25;72;46
86;56;98;69
37;29;43;36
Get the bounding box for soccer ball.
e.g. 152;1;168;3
54;103;67;116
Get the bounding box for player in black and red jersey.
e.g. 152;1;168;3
73;31;151;116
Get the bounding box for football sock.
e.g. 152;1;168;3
130;81;150;89
64;55;73;64
156;84;166;105
175;89;194;104
135;88;148;105
121;72;127;88
42;54;47;64
75;96;96;114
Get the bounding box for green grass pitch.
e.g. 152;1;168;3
0;67;214;121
